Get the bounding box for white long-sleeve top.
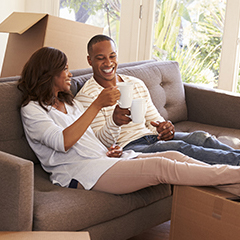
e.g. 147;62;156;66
21;100;138;189
75;74;165;148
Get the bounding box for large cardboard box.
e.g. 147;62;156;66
0;231;90;240
170;186;240;240
0;12;103;77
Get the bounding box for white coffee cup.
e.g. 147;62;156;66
116;82;133;108
131;98;146;123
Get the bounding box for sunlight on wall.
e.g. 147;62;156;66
0;0;25;75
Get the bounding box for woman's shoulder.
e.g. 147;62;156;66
21;101;48;114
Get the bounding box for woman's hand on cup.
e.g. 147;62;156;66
96;86;120;108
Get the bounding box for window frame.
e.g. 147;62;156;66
118;0;156;63
218;0;240;92
119;0;240;93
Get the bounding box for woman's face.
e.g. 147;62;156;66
53;64;72;95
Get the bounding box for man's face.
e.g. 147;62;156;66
88;40;118;86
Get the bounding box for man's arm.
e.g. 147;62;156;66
138;80;175;140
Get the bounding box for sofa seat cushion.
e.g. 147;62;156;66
175;121;240;149
33;164;172;231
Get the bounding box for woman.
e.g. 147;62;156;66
18;47;240;195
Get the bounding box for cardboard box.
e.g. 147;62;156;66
0;231;90;240
0;12;103;77
170;186;240;240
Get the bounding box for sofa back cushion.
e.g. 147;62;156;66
0;80;39;163
71;60;187;123
70;60;156;96
0;60;187;164
117;61;187;123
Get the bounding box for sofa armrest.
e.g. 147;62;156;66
184;83;240;129
0;151;34;231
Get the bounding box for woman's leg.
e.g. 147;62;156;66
137;151;209;166
92;151;240;194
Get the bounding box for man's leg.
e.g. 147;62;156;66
123;135;240;165
174;131;236;151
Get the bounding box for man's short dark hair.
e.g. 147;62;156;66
87;34;115;55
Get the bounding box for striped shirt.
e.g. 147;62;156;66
75;74;165;148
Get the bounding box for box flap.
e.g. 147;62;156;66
0;231;91;240
170;186;240;240
0;12;47;34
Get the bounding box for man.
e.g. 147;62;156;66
75;34;240;165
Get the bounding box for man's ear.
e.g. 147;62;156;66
87;55;92;66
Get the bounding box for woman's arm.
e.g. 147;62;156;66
63;86;120;151
75;88;121;148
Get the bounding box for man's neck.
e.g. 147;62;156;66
93;74;123;88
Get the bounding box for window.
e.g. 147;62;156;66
153;0;226;88
59;0;121;45
58;0;240;93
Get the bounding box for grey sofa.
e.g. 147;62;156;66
1;60;240;240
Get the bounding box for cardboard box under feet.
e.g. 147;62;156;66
0;12;103;77
170;186;240;240
0;231;90;240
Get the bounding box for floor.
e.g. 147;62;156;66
128;221;171;240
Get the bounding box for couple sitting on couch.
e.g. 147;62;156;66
18;34;240;195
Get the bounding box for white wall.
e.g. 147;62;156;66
0;0;59;75
25;0;59;15
0;0;25;75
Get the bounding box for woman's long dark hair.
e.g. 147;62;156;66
18;47;74;111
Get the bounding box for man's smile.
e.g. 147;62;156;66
102;67;115;74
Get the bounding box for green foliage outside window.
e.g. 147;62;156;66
153;0;225;87
60;0;121;44
61;0;102;14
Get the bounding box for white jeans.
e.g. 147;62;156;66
92;151;240;195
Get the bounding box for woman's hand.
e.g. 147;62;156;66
95;86;120;109
106;144;123;158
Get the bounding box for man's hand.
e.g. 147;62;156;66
106;144;123;158
150;120;175;140
112;105;132;126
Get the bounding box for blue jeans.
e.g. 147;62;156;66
123;131;240;166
